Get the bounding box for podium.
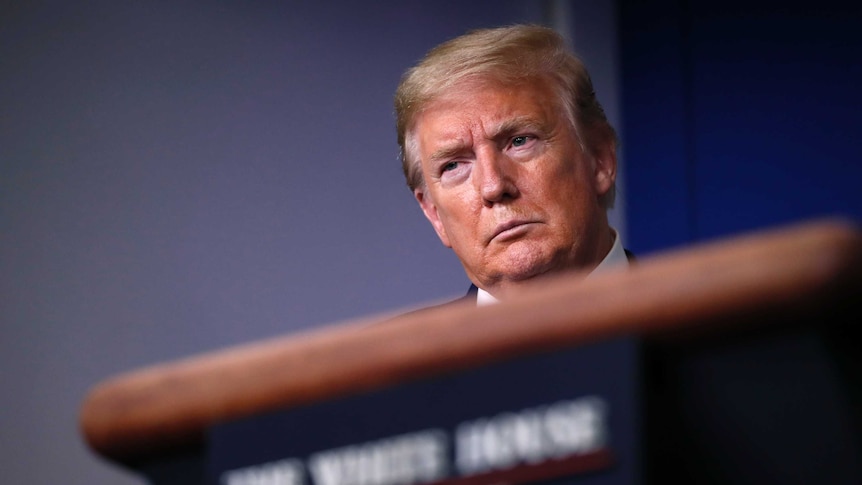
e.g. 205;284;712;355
80;220;862;484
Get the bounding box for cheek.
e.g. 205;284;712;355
526;160;583;200
539;169;598;222
554;155;595;194
434;190;477;232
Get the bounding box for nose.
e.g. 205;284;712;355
475;148;519;206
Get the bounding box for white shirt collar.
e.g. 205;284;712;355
476;228;626;306
587;227;627;279
476;285;500;306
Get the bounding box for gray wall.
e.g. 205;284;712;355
0;2;622;483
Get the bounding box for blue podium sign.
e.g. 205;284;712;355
207;337;640;485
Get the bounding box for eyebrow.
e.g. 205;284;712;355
429;143;469;163
490;116;544;140
428;116;546;162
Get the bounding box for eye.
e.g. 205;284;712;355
512;136;528;147
441;161;459;172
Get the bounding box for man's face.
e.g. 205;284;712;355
410;78;616;296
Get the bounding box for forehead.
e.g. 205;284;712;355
412;78;563;145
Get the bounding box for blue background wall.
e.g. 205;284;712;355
622;0;862;254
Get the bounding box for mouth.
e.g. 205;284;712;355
490;219;540;243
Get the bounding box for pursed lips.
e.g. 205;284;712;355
489;219;540;243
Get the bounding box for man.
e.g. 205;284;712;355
395;25;628;305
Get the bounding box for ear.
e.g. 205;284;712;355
592;141;617;197
414;188;452;248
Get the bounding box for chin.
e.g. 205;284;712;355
497;247;559;282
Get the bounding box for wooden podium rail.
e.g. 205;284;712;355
80;219;862;483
